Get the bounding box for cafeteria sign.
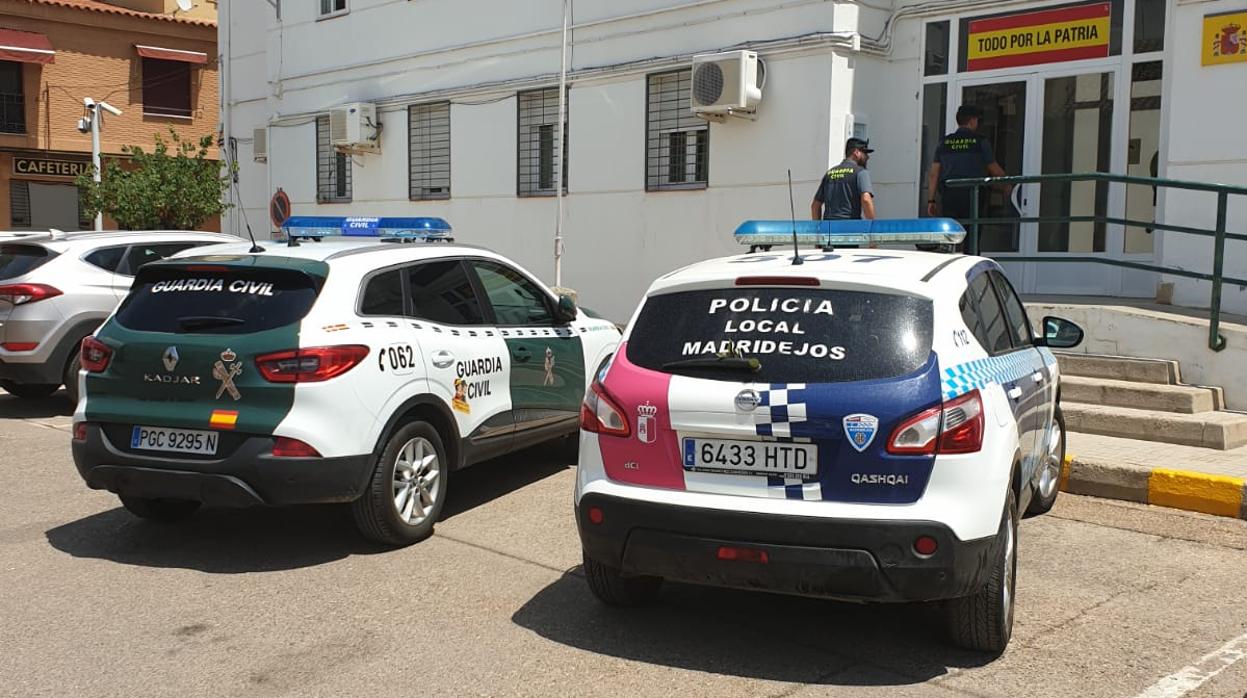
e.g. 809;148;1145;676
13;157;91;178
1202;10;1247;66
964;2;1112;71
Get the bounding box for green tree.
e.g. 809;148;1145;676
76;128;232;230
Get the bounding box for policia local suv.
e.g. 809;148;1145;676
71;217;620;546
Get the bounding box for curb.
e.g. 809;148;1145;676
1059;454;1247;520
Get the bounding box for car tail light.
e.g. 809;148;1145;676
587;506;605;525
887;389;984;455
255;345;370;383
717;546;769;564
579;380;630;437
73;422;89;441
0;283;62;305
272;437;322;458
1;342;38;351
80;336;112;373
735;276;820;286
913;535;938;556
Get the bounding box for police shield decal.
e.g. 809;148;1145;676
842;413;879;453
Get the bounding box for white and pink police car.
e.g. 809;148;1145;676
574;218;1085;654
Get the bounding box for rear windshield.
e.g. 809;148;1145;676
115;267;324;334
626;288;933;383
0;244;55;280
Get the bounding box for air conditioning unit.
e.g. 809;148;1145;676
329;102;380;152
252;127;267;162
690;50;765;120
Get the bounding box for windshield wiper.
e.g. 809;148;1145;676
177;315;245;331
661;356;762;373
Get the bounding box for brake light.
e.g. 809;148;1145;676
886;389;984;455
80;336;112;373
579;380;630;437
0;283;61;305
735;276;820;286
717;546;769;564
1;342;38;351
73;422;89;441
255;345;370;383
272;437;321;458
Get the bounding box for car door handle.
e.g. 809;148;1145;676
431;350;454;369
1008;386;1023;400
1031;371;1044;383
512;346;532;363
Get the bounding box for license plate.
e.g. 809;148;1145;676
682;438;818;479
130;425;219;455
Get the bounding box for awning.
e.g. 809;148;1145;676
134;44;207;65
0;29;54;65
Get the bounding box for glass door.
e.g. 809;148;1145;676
959;80;1029;255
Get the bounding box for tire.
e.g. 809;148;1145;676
945;488;1017;655
63;352;82;407
1026;406;1065;517
119;496;201;522
0;380;59;399
583;552;662;606
351;421;448;546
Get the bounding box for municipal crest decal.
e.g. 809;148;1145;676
842;413;879;453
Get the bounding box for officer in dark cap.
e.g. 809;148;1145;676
811;138;876;221
926;104;1010;223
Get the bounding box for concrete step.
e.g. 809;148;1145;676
1061;375;1223;414
1057;353;1180;384
1063;402;1247;450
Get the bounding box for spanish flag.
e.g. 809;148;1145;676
209;410;239;430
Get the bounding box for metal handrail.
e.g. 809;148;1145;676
944;172;1242;352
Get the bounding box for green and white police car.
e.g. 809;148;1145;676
71;217;620;545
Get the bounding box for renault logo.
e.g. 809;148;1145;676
735;389;761;411
162;346;180;372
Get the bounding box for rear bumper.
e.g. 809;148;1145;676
577;492;997;603
0;357;63;384
71;423;372;506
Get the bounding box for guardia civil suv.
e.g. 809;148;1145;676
575;219;1084;654
72;217;620;545
0;230;236;404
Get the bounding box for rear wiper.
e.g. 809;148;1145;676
661;356;762;373
177;315;245;331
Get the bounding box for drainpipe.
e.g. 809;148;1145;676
554;0;569;288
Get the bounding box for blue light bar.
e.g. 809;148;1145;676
734;218;965;247
281;216;453;241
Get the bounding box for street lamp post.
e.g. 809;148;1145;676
77;98;122;231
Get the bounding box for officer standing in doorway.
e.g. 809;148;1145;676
811;138;876;221
926;105;1011;233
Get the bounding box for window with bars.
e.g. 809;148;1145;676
646;70;708;191
9;181;30;228
316;115;352;203
0;61;24;134
517;88;568;196
409;102;450;200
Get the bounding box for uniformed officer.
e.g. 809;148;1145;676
811;138;876;221
925;105;1010;222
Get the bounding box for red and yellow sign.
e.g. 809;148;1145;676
1202;11;1247;66
965;2;1112;71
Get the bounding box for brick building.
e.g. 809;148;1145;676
0;0;217;231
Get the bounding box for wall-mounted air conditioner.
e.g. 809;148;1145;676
690;50;765;120
329;102;380;152
252;127;267;162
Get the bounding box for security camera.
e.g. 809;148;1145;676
77;116;91;134
83;97;95;110
98;101;122;117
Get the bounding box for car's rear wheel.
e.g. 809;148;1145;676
945;488;1017;655
583;552;662;606
119;496;201;522
351;421;447;546
1026;407;1065;517
0;380;59;399
63;352;82;407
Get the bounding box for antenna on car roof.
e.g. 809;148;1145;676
786;169;803;266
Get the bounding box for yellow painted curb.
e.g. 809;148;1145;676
1058;453;1073;492
1148;468;1245;518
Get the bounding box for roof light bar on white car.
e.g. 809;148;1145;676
280;216;454;242
733;218;966;247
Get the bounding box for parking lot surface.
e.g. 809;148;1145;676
2;391;1246;698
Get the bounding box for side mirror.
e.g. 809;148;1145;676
555;294;578;324
1039;316;1083;349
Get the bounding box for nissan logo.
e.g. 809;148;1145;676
735;389;761;411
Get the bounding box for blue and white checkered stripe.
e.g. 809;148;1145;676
941;351;1037;400
754;384;820;500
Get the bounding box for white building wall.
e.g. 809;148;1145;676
1158;0;1247;317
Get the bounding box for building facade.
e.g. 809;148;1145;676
0;0;218;231
223;0;1246;322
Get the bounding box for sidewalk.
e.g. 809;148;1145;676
1063;431;1247;520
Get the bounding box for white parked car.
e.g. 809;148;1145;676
574;218;1084;654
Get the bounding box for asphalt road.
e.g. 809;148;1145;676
2;390;1247;698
